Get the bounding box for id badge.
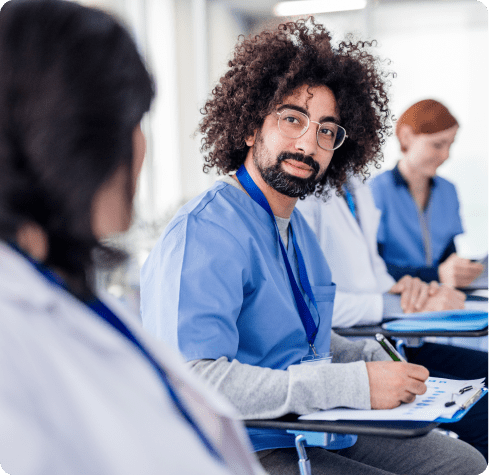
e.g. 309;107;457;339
301;352;333;366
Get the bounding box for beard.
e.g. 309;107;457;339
252;131;326;198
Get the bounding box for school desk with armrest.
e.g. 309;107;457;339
244;415;439;475
334;293;488;358
334;324;488;358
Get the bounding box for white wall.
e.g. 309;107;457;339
315;0;488;258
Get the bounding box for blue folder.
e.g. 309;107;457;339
383;310;488;332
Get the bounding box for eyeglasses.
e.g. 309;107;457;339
276;109;348;151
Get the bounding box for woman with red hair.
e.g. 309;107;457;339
370;99;483;288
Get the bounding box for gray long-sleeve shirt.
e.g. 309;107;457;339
188;331;390;419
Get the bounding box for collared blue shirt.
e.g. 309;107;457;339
370;164;463;282
140;181;336;451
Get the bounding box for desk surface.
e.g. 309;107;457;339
245;414;439;438
334;324;488;338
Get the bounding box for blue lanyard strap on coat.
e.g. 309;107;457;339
12;244;224;465
235;164;320;353
343;185;356;220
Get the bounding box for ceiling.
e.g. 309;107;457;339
218;0;475;17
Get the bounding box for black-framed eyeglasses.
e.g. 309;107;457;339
276;109;348;151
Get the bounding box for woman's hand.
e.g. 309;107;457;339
439;253;484;288
390;276;436;313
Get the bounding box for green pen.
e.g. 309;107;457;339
375;333;406;362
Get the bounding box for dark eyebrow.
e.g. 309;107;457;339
277;104;340;124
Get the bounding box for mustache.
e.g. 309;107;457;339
277;152;320;175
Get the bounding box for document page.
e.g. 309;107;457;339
300;377;486;422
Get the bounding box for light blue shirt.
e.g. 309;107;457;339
140;181;335;371
370;165;463;275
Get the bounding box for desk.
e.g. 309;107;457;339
334;324;488;339
245;414;439;438
245;416;438;475
465;289;488;300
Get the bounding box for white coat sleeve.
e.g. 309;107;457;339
332;289;383;327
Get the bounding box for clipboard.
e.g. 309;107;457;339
436;387;488;423
298;378;487;424
245;386;486;446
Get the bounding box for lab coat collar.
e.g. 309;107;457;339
0;241;63;312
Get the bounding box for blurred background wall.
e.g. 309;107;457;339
2;0;486;309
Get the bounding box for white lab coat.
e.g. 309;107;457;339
0;243;263;475
297;177;395;327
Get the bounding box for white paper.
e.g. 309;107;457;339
300;378;486;422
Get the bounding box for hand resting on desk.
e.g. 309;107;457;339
390;276;465;313
366;361;429;409
420;284;466;312
390;276;435;313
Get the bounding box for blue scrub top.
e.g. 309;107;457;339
370;164;463;282
140;181;339;452
140;180;335;372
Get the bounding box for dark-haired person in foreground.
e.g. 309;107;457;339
0;1;263;474
140;19;486;474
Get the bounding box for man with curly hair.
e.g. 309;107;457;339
141;19;486;474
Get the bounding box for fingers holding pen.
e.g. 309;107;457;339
366;361;429;409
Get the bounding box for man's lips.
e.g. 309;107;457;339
283;159;314;172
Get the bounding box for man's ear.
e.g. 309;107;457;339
397;124;414;153
245;130;257;147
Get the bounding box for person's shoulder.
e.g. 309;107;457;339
178;181;230;217
370;169;394;187
159;181;255;253
433;175;459;201
295;194;321;213
292;206;322;238
369;170;396;207
164;181;238;229
433;175;456;190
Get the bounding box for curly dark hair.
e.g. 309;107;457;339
199;18;393;198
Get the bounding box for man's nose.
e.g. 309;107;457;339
294;124;318;156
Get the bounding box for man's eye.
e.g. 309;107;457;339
284;115;300;124
319;126;335;137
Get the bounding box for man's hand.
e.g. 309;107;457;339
390;275;437;313
366;361;429;409
438;253;484;288
419;284;466;312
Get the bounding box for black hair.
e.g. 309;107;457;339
0;0;154;295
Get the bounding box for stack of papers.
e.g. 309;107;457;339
299;377;486;422
382;309;488;332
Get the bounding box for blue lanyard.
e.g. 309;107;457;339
343;185;356;220
12;245;224;465
235;165;320;353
